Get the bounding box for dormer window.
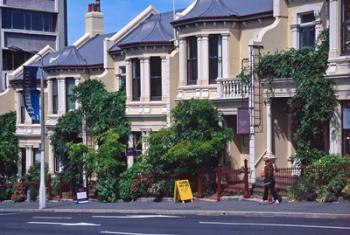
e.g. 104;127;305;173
299;13;316;49
187;37;198;85
342;0;350;54
209;34;222;84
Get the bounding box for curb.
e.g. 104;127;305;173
1;208;350;219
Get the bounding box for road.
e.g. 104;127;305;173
0;212;350;235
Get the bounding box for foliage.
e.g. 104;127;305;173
0;183;13;201
23;163;48;200
288;155;350;202
144;100;234;179
258;30;336;165
119;161;153;201
64;143;89;186
11;181;26;202
96;176;119;203
0;112;18;183
342;184;350;200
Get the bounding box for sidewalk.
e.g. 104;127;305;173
1;198;350;219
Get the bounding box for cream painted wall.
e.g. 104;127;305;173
0;89;15;115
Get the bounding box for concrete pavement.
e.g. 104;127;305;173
1;199;350;219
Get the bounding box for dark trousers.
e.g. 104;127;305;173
263;178;280;201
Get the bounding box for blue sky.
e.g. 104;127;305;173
67;0;194;44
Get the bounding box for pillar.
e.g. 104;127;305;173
179;39;187;86
75;78;80;109
330;104;342;155
125;60;132;102
265;97;274;157
291;25;299;49
201;35;209;85
161;57;171;126
222;34;230;79
127;133;134;169
15;91;22;124
17;151;22;178
141;130;150;154
197;36;203;85
57;78;66;115
329;0;340;58
48;131;55;174
47;79;53;115
141;58;150;102
26;147;33;172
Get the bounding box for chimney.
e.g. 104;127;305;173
85;0;104;37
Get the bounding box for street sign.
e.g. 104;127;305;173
173;180;193;203
76;188;88;204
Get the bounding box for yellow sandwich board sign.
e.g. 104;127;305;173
173;180;193;203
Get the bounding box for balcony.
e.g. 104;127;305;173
217;78;249;99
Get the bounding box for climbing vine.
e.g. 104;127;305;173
257;30;337;165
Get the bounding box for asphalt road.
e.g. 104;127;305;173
0;212;350;235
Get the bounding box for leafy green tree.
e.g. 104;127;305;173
0;112;18;184
258;30;336;165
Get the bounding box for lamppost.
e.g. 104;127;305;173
9;46;46;209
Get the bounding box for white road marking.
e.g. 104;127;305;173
27;221;101;226
32;216;72;220
100;231;179;235
93;215;182;219
199;221;350;230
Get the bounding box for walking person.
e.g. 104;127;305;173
261;155;282;204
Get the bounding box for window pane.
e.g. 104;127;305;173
132;59;141;101
343;0;350;53
66;78;75;112
33;148;41;163
150;57;162;101
300;13;315;23
119;66;126;90
300;26;315;48
2;8;12;28
12;10;24;29
32;12;43;31
52;79;58;114
209;35;222;84
187;37;198;85
25;12;32;30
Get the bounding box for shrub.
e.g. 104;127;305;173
119;162;152;201
288;175;317;201
96;176;119;203
342;184;350;200
11;181;25;202
0;185;13;201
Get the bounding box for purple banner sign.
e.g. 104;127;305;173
237;108;250;134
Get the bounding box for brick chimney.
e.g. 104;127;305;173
85;0;104;37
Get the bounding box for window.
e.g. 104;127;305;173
20;148;26;176
66;78;75;112
52;79;58;114
118;66;126;90
132;59;141;101
2;50;32;71
33;148;40;163
299;13;315;48
132;132;142;156
150;57;162;101
54;155;60;173
342;0;350;54
20;92;25;124
187;37;198;85
209;35;222;84
2;8;56;32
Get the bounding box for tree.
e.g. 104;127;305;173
0;112;18;184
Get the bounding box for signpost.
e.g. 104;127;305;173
76;188;88;204
173;180;193;203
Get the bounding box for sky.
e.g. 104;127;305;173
67;0;194;44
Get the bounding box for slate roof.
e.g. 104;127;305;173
173;0;273;26
109;11;174;53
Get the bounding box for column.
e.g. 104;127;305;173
179;39;187;86
26;147;33;173
141;130;150;154
222;34;230;79
125;60;132;102
141;58;150;102
265;97;274;157
47;79;53;115
57;78;66;115
15;91;21;124
127;133;134;169
75;78;80;109
201;35;209;85
291;25;299;49
161;57;169;102
17;151;22;178
329;0;340;58
197;36;203;85
48;131;55;174
330;104;342;155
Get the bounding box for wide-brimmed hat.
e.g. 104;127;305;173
263;155;277;161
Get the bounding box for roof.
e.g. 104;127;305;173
173;0;273;26
110;11;174;53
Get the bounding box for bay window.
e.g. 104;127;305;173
209;34;222;84
150;57;162;101
187;37;198;85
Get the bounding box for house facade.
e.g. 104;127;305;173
4;0;347;182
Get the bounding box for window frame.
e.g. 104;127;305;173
298;12;316;49
132;58;141;101
186;36;198;85
150;57;162;101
